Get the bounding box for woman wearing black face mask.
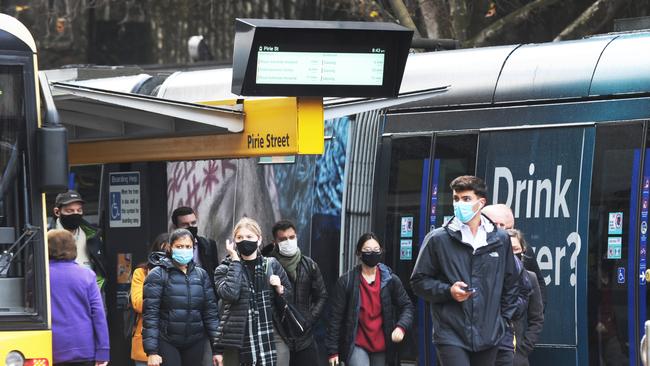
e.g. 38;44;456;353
213;217;293;366
326;233;414;366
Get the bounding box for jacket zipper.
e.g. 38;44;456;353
185;271;191;337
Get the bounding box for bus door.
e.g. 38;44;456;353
587;121;649;366
374;132;477;366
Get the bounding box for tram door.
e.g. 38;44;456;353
376;132;477;366
587;122;647;366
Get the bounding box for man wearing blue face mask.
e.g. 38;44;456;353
410;175;520;366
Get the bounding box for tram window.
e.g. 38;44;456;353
0;64;36;314
587;123;644;365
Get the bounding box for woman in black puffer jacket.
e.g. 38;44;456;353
143;228;219;366
327;233;414;366
213;217;293;366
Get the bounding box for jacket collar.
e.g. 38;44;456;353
355;262;392;289
445;214;503;249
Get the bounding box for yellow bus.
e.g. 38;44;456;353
0;13;68;366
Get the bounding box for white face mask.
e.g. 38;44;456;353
278;238;298;257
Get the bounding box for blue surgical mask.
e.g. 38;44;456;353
172;248;193;265
453;200;481;223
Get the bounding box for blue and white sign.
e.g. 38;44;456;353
607;237;622;259
109;172;141;228
478;127;593;363
618;267;626;284
608;212;623;235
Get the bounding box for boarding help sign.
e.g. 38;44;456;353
109;172;141;228
478;127;593;349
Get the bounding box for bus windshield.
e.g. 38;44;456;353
0;64;35;315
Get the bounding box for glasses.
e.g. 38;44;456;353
361;250;382;254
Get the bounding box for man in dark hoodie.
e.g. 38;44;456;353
410;175;520;366
50;190;106;290
262;219;328;366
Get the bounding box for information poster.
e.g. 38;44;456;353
400;239;412;260
401;216;413;238
608;212;623;235
109;172;141;228
607;237;622;259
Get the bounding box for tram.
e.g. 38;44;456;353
372;30;650;365
39;23;650;366
0;14;68;366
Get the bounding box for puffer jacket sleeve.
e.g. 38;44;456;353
391;274;414;332
142;266;165;355
131;268;146;314
326;272;349;358
519;271;544;355
214;259;244;302
270;257;293;303
199;267;220;353
309;261;328;324
500;233;521;322
410;232;453;303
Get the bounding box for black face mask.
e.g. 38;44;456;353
236;240;259;256
187;226;198;239
361;252;382;267
59;213;82;231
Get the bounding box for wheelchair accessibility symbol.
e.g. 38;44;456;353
617;267;625;284
110;192;121;220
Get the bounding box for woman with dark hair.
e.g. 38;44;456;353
507;229;544;366
327;233;414;366
142;229;219;366
130;233;170;366
49;229;109;366
213;217;293;366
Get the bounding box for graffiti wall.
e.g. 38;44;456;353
166;118;350;262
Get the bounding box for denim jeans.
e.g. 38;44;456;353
348;345;385;366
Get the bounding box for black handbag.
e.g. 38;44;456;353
278;296;308;338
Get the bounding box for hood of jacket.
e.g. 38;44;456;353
147;251;174;269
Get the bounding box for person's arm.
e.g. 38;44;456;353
519;272;545;355
87;270;110;362
391;274;415;332
142;267;164;356
214;260;244;302
309;261;328;325
326;274;348;362
200;268;220;354
410;232;452;303
500;234;521;322
271;258;293;300
131;268;145;314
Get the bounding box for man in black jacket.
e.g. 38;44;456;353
410;176;520;366
483;204;547;309
50;190;106;290
264;219;328;366
171;206;219;284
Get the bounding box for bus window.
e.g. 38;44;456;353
0;64;35;314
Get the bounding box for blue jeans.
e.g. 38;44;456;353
134;362;147;366
348;345;385;366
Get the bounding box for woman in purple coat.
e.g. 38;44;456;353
48;229;109;366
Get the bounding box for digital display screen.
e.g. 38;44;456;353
256;49;385;86
231;19;413;97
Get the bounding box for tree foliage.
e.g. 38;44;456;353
2;0;650;68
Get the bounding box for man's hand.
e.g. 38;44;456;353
148;354;163;366
450;281;473;302
269;274;284;295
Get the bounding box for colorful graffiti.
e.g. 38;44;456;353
166;118;350;261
